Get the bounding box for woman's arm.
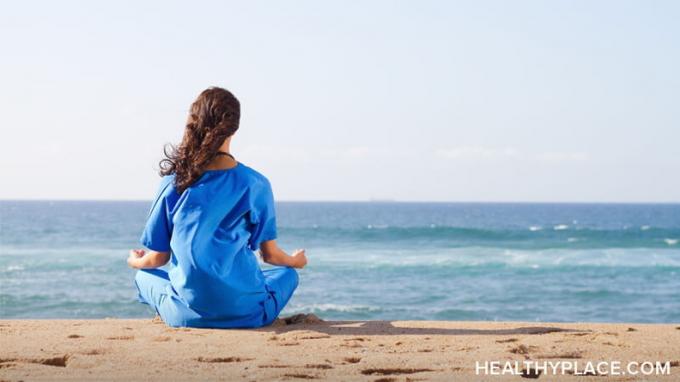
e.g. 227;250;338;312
259;240;307;269
127;249;170;269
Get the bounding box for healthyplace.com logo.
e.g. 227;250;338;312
475;360;672;377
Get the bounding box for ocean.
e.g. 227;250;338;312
1;201;679;323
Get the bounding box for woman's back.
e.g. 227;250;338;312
130;87;305;329
137;162;285;327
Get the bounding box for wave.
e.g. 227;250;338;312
280;225;680;249
287;303;382;314
305;247;680;269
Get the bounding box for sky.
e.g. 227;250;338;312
0;0;678;202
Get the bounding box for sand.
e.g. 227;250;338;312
1;317;679;381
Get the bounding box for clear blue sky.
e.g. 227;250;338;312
1;1;678;202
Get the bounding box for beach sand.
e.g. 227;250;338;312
1;317;679;381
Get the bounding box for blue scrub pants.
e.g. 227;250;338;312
134;267;298;328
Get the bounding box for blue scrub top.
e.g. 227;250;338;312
139;162;278;327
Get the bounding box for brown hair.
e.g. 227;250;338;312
159;87;240;193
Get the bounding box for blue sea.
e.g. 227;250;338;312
1;201;679;323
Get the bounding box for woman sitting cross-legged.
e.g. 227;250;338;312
128;86;307;328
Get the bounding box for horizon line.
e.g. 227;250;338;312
1;198;679;205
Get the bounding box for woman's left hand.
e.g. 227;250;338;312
127;249;146;269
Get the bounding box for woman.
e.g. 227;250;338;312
128;87;307;328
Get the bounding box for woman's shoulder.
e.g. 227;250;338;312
236;162;272;188
159;173;176;186
156;174;179;197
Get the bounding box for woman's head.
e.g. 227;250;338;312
159;87;240;193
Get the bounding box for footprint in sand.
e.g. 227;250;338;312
343;357;361;364
297;333;330;340
106;335;134;340
67;334;83;339
456;346;478;352
0;355;70;368
282;373;318;379
305;364;333;370
361;368;433;376
152;336;172;342
195;356;253;363
340;341;362;348
343;337;369;342
80;349;106;356
496;338;518;343
277;331;329;342
509;345;539;355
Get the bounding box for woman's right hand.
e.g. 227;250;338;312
291;249;307;269
127;249;146;269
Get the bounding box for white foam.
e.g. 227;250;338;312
366;224;388;229
567;237;579;242
529;226;542;232
316;247;680;268
554;224;569;231
291;303;381;313
641;225;651;231
664;238;678;246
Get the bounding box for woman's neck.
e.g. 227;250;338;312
204;140;237;171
